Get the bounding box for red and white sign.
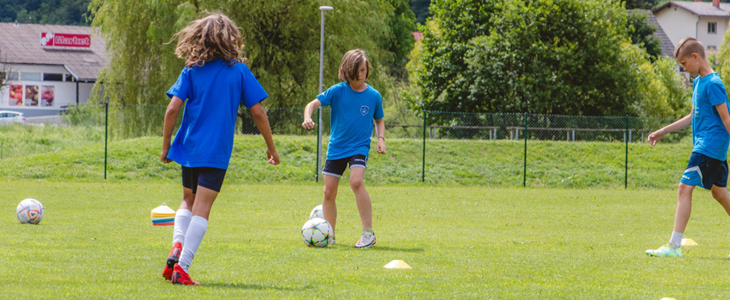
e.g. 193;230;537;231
40;32;91;48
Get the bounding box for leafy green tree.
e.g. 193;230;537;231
627;11;662;61
88;0;413;137
624;0;659;9
409;0;431;24
0;0;91;25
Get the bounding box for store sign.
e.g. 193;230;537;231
40;32;91;48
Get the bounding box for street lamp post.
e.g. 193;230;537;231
316;6;333;183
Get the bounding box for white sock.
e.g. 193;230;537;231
178;216;208;273
670;231;683;248
172;209;192;247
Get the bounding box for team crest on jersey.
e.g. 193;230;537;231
360;105;369;116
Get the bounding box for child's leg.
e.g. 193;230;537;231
323;175;340;233
672;183;695;240
349;167;372;230
178;186;218;272
172;187;195;247
710;185;730;217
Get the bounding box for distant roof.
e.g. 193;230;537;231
653;1;730;17
0;23;108;82
629;10;676;57
412;31;423;42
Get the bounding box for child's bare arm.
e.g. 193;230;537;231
161;96;184;163
648;114;692;146
250;103;279;165
375;118;386;154
716;103;730;136
302;99;321;129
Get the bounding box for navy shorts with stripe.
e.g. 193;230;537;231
182;166;227;194
322;155;367;178
680;152;728;190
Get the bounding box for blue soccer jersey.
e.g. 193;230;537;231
166;59;268;169
691;72;730;161
317;82;384;160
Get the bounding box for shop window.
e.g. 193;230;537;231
20;72;41;81
64;74;75;82
8;72;19;80
43;73;63;81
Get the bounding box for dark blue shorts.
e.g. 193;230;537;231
182;166;227;194
322;155;367;178
680;152;728;190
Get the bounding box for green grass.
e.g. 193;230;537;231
0;124;695;189
3;182;730;298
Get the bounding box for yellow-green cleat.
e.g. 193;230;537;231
646;243;683;257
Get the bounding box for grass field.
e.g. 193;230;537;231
3;181;730;299
0;124;696;189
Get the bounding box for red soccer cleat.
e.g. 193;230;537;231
171;263;199;285
162;242;182;281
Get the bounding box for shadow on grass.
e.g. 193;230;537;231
202;282;307;291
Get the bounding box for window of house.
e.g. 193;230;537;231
64;74;75;82
708;45;718;50
709;22;717;34
43;73;63;81
20;72;41;81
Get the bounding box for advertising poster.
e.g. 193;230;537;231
9;84;22;106
41;86;55;107
25;85;39;106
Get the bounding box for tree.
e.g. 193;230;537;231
0;0;92;25
627;11;662;61
409;0;431;24
88;0;414;137
414;0;676;117
624;0;659;9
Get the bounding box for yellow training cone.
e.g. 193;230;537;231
681;238;698;246
660;298;676;300
384;260;411;269
151;203;175;226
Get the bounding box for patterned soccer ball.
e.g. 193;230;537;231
301;218;332;247
16;198;44;224
309;204;324;220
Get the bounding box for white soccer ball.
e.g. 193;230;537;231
16;198;44;224
309;204;324;220
301;218;332;247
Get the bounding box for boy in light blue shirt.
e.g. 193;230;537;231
302;49;385;248
646;37;730;257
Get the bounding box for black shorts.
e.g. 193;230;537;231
322;155;367;178
680;152;728;190
182;166;227;194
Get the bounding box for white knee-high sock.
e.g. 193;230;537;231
172;209;192;247
178;216;208;272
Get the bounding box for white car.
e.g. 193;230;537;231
0;110;26;125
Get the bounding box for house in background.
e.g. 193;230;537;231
653;0;730;52
630;9;676;57
0;23;108;117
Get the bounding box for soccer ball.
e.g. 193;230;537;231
301;218;332;247
309;204;324;219
16;198;44;224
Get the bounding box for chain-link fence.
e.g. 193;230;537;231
1;104;693;188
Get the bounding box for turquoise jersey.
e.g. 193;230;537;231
691;72;730;161
317;82;384;160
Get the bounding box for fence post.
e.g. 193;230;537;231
523;112;527;188
104;102;108;180
422;110;426;183
625;115;628;189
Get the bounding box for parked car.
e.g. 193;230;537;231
0;110;26;125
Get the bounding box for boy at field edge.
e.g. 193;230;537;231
302;49;386;248
646;37;730;257
160;13;280;285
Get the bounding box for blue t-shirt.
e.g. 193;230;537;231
166;59;268;169
691;72;730;161
317;82;384;160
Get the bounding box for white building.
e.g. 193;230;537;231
0;23;107;117
653;0;730;52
